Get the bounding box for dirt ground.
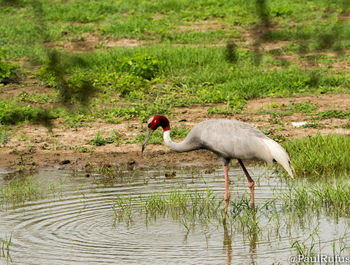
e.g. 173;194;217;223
1;82;349;172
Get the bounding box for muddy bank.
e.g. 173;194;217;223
0;93;349;172
0;147;220;172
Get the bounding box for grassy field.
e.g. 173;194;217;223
0;0;349;174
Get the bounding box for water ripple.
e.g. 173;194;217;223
0;167;349;265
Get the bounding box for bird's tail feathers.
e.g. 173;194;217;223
262;139;294;178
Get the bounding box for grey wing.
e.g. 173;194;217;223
188;119;293;177
191;119;272;161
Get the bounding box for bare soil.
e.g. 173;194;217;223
1;83;349;172
178;20;229;32
48;32;158;52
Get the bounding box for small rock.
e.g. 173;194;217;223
59;159;71;165
165;171;176;178
10;149;18;155
204;167;215;174
40;143;50;150
128;159;136;166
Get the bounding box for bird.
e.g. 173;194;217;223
142;115;294;214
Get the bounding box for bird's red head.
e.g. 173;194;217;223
147;116;170;131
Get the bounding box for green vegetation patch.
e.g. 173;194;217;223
281;179;350;218
258;101;318;117
135;126;190;145
283;134;350;178
0;99;55;126
316;109;350;119
0;233;12;259
88;130;121;146
0;127;10;147
0;49;17;85
0;176;44;205
0;0;350;130
207;97;247;115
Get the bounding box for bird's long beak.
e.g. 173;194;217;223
142;128;154;153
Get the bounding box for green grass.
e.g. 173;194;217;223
316;109;350;119
0;175;44;205
292;102;317;113
283;134;350;178
257;101;318;117
2;0;350;57
281;179;350;218
0;126;10;146
16;91;58;104
0;173;63;206
300;120;323;129
0;233;12;259
0;48;17;84
90;46;349;100
0;1;349;149
135;126;190;145
109;173;350;238
30;46;348;126
112;185;223;229
0;99;55;126
207;97;246;115
88;130;121;146
0;0;350;128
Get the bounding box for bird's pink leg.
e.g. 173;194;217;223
224;165;230;215
238;159;255;209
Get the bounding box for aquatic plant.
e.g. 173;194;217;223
0;233;12;260
281;179;350;218
0;173;64;207
111;185;223;231
112;195;134;227
0;175;44;206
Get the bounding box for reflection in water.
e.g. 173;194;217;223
249;217;258;265
223;213;257;265
0;168;349;264
223;218;232;265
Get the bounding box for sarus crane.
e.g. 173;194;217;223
142;115;294;213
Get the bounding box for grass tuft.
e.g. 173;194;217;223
0;175;44;206
0;233;12;259
316;109;350;120
283;134;350;178
281;179;350;218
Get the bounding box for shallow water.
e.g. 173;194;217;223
0;167;349;265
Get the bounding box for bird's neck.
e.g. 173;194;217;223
163;130;176;151
163;130;197;153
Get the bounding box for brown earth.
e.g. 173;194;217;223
48;32;158;52
178;20;229;32
1;87;349;172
